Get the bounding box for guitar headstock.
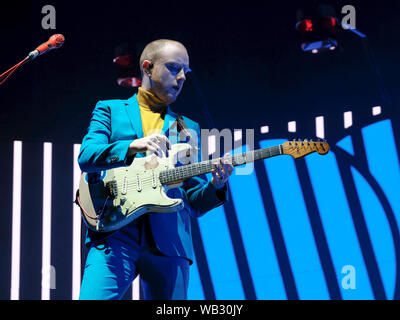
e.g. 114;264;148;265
282;139;330;159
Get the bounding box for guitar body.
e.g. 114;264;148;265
76;139;330;233
77;143;196;232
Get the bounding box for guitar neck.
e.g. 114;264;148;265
160;145;283;184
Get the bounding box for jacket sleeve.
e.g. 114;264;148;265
78;101;135;173
181;122;229;218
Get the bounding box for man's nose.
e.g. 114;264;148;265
176;69;186;82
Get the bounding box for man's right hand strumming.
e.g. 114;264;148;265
128;134;171;158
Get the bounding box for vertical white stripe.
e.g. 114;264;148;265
234;130;242;142
288;121;296;133
344;111;353;129
316;116;325;139
10;141;22;300
41;143;52;300
132;276;140;300
208;135;216;155
72;144;82;300
372;106;382;116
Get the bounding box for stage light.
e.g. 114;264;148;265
372;106;382;116
261;126;269;134
117;77;142;88
316;116;325;139
344;111;353;129
10;141;22;300
234;130;242;142
113;42;142;88
296;4;339;54
208;135;216;155
288;121;297;132
41;142;52;300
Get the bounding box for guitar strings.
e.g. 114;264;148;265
98;147;282;191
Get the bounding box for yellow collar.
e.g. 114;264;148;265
137;87;167;112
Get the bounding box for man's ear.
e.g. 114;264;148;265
142;60;153;77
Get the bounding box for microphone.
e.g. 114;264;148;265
28;34;65;60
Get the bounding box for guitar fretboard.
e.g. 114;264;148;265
159;145;282;184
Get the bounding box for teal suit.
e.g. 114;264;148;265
78;93;227;299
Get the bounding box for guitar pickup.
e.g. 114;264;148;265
106;180;118;198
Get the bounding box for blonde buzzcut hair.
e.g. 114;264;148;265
139;39;186;77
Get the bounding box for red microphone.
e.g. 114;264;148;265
28;34;65;60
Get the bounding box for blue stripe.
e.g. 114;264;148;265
362;120;400;236
229;145;286;299
361;119;400;299
198;191;245;300
261;139;330;299
351;167;396;298
187;255;205;300
305;151;374;299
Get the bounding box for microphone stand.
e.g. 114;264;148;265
0;55;32;86
0;48;46;86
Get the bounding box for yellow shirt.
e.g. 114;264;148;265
137;87;167;138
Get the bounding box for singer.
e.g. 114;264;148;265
77;39;234;300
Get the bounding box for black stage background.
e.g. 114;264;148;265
0;0;398;142
1;0;400;302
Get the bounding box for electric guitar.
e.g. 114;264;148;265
76;139;329;232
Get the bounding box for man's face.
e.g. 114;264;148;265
148;44;191;105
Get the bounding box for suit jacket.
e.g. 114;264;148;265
78;93;228;263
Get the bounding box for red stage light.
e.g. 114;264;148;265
113;55;134;68
117;77;142;88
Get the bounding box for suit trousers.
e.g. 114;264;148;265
79;215;190;300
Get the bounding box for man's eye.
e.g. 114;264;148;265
167;64;191;75
168;64;180;72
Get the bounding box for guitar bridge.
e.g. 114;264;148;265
152;170;157;189
136;174;142;192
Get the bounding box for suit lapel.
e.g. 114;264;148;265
125;94;146;157
125;94;144;138
162;106;180;144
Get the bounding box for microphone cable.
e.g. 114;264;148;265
0;56;30;86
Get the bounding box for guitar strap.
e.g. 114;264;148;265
176;114;199;153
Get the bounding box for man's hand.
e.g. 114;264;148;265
128;134;171;157
211;153;234;190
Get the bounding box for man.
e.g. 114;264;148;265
78;39;233;300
